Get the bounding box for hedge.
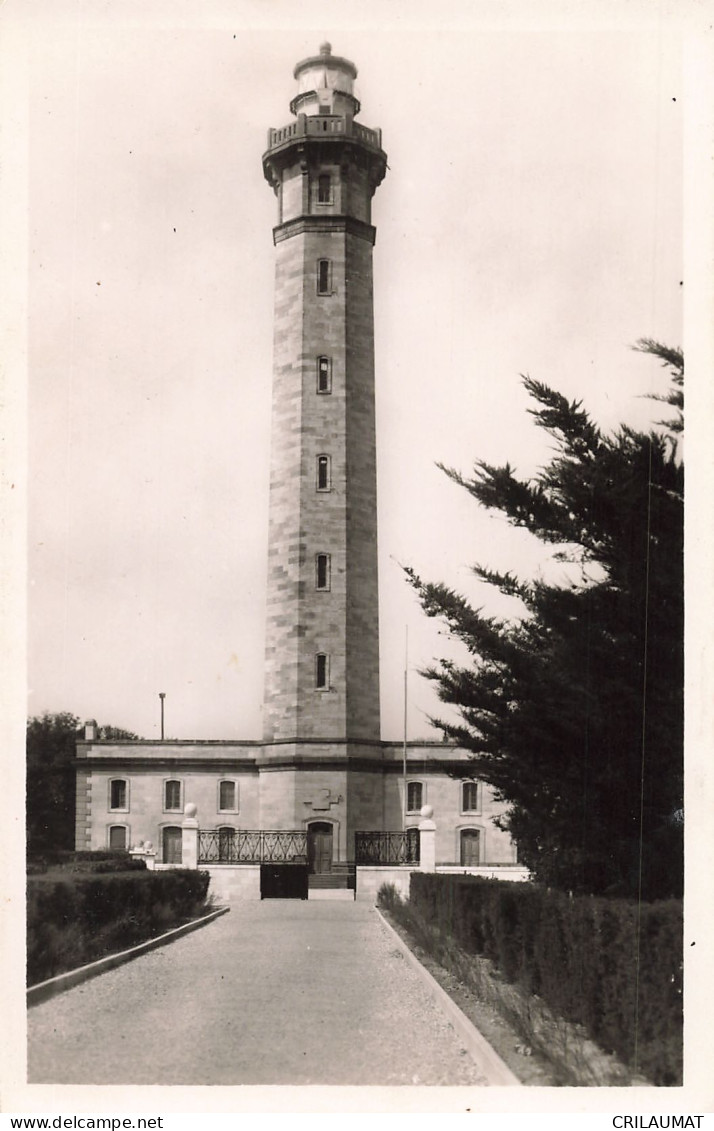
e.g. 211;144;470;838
27;869;211;986
409;873;682;1085
26;849;147;875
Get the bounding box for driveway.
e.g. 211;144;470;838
28;901;491;1086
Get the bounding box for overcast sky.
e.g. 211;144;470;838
23;2;683;743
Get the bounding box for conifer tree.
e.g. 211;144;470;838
407;341;683;899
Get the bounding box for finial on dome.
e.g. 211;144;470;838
319;41;332;56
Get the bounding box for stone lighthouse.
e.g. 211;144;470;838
74;46;521;882
261;45;387;751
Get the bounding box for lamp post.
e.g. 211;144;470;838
159;693;166;741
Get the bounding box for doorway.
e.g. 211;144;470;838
460;828;481;867
162;826;182;864
307;822;333;873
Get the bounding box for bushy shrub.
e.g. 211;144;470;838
376;883;402;912
27;869;211;985
409;873;682;1085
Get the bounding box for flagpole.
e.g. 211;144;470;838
402;625;408;831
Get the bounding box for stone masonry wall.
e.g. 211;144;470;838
345;228;380;740
262;225;307;740
85;765;261;853
295;226;349;739
263;189;381;741
74;767;91;851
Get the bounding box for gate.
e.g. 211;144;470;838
260;864;309;899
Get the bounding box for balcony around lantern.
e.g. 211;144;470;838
265;114;383;154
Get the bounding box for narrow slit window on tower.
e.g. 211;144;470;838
316;652;329;690
317;355;332;394
318;174;332;203
316;553;331;590
317;258;332;295
316;454;331;491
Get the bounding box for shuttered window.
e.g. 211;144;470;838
462;780;479;812
165;779;182;811
219;780;237;811
406;781;423;813
109;779;127;810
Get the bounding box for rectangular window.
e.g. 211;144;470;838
316;454;331;491
317;258;331;295
219;781;237;811
109;779;127;810
317;355;332;394
316;553;331;590
462;781;479;812
165;779;182;811
407;781;423;813
316;653;329;690
318;174;332;203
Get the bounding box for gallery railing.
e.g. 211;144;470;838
266;117;383;152
354;829;420;866
198;829;308;865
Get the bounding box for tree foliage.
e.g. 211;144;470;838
407;341;683;899
27;712;140;856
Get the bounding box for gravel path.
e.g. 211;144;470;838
28;901;490;1086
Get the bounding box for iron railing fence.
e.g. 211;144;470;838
198;829;307;865
200;828;420;866
354;829;420;866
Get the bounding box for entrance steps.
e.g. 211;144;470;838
307;865;356;900
308;888;355;900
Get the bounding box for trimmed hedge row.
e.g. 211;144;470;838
27;869;211;986
27;850;147;875
409;873;682;1086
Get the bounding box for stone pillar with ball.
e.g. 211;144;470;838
181;803;199;869
418;805;436;872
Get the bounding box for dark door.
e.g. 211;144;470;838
307;822;333;873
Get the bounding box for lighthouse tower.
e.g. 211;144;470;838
261;45;387;751
74;45;521;882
